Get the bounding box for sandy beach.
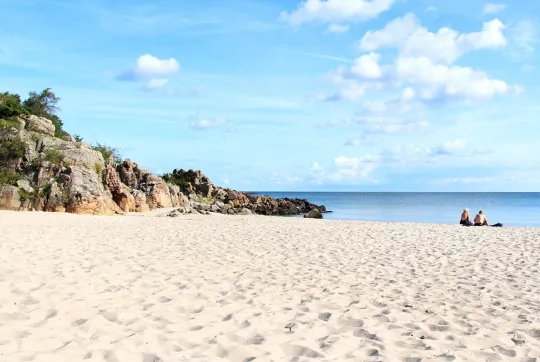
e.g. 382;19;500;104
0;211;539;361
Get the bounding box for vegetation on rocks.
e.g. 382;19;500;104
18;188;36;202
22;88;68;138
0;170;22;186
161;169;197;191
0;138;26;166
92;143;122;164
0;118;19;129
0;92;29;119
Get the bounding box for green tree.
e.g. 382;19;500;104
23;88;67;138
0;92;29;119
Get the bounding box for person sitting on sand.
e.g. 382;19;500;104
474;210;489;226
460;208;472;225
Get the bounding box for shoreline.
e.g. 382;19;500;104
1;209;538;229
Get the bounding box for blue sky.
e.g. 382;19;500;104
1;0;538;191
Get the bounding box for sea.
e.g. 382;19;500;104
250;192;540;228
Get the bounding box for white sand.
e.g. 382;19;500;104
0;211;539;362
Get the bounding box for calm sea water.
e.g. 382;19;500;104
250;192;540;227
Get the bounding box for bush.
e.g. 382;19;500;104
0;92;29;119
38;183;52;198
0;138;26;166
74;134;83;142
0;118;19;129
43;149;66;165
161;172;191;191
92;143;122;164
194;195;215;204
0;170;22;186
18;188;36;202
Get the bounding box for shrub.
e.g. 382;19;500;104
0;118;19;129
161;169;196;192
0;138;26;166
95;163;103;175
43;149;66;165
194;195;215;204
38;183;52;198
92;143;122;164
0;170;22;186
0;92;29;119
18;188;36;202
74;134;83;142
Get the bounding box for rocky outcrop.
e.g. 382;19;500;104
1;113;326;217
25;115;55;137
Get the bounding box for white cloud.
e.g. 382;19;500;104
328;24;350;33
142;78;169;90
350;52;384;79
281;0;396;26
482;3;507;15
188;115;227;130
118;54;180;80
396;56;509;101
359;14;507;64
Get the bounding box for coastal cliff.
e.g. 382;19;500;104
0;91;325;216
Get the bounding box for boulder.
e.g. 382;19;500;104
140;174;174;209
26;115;55;137
239;208;252;215
16;179;34;194
132;190;150;212
40;137;104;169
0;186;22;211
64;165;120;215
43;182;66;212
304;209;323;219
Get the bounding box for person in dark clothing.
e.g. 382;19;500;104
460;208;472;226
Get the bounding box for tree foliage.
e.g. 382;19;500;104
22;88;67;138
0;92;29;119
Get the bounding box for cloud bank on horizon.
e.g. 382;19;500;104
1;0;538;191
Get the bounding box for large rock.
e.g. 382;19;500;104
64;165;120;215
140;174;174;209
117;159;145;189
304;209;323;219
43;182;66;212
132;189;150;212
40;138;104;169
0;186;22;211
26;115;55;137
